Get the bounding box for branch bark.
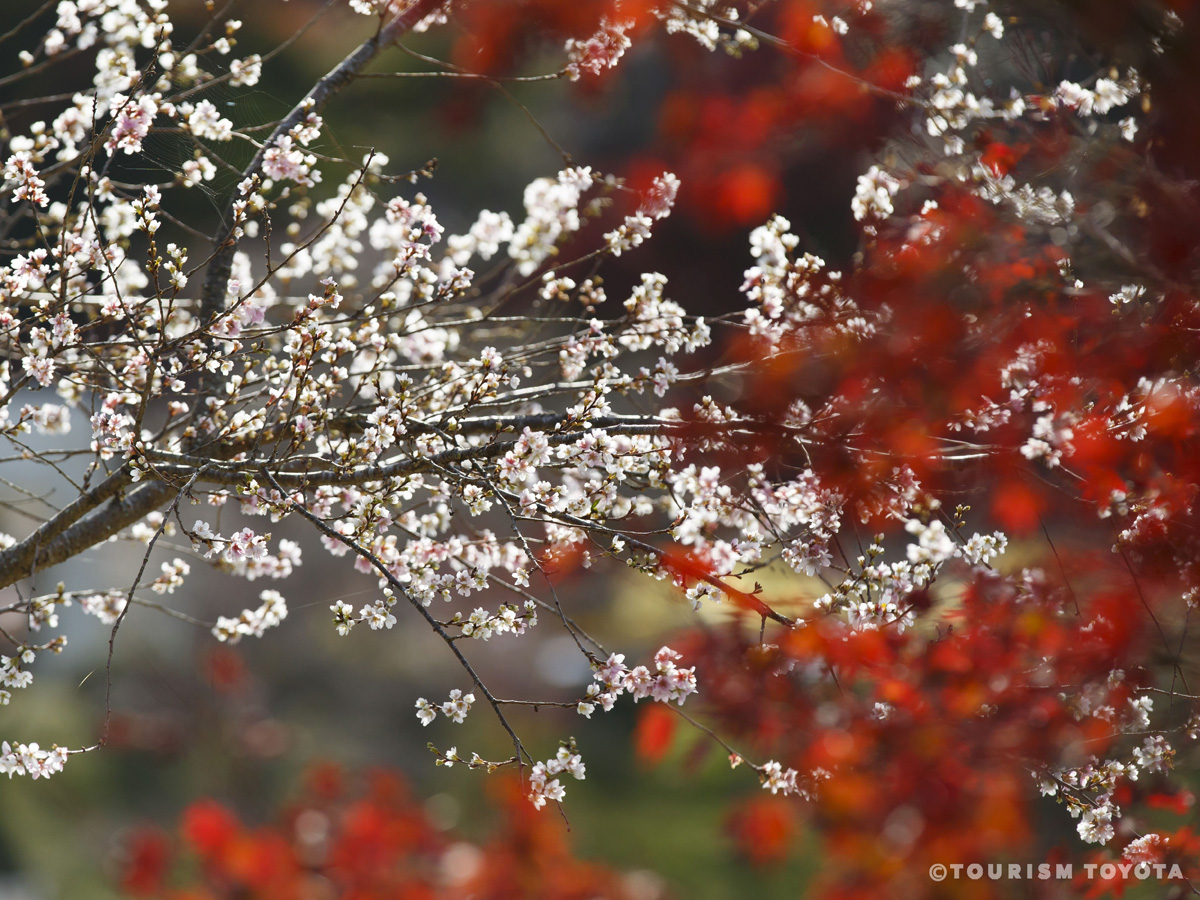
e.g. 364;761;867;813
0;479;176;591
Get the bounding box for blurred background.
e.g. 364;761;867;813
5;1;1200;897
0;0;877;896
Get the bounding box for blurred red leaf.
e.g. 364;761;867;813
634;702;677;765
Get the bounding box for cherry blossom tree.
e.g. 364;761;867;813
3;0;1200;896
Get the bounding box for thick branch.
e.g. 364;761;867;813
0;467;134;588
141;420;685;488
0;479;175;591
137;415;824;488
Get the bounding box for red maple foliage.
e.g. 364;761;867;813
120;765;649;900
503;1;1200;895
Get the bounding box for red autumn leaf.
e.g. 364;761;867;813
1146;790;1196;814
726;795;797;866
633;702;677;765
713;163;781;226
201;645;247;693
980;141;1020;176
119;827;171;897
181;800;240;859
990;477;1046;534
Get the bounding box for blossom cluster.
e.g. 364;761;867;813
580;646;698;718
212;590;289;645
0;741;69;780
415;689;475;727
0;0;1197;864
528;743;588;809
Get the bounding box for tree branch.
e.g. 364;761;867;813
197;0;445;325
0;478;176;592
